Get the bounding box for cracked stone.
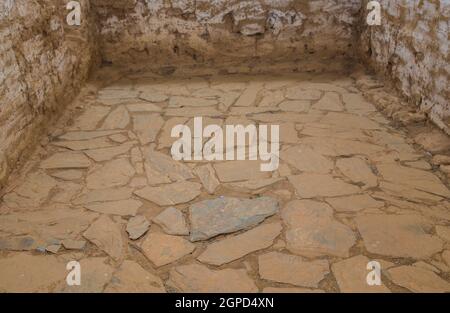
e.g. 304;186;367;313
85;199;142;216
134;181;201;206
279;100;311;112
59;130;124;141
325;194;384;212
141;233;195;267
109;133;129;143
320;112;382;130
139;91;169;103
234;83;263;107
281;145;333;173
332;255;390;293
101;106;130;130
0;236;37;251
53;137;113;151
288;174;360;198
73;187;133;205
167;264;258;292
165;107;223;117
132;114;164;145
194;164;220;194
342;93;376;113
197;223;282;265
86;159;135;189
70;106;110;131
336;157;377;188
144;148;194;181
83;215;124;261
214;161;271;183
282;200;356;258
40;152;91;169
225;177;283;193
3;172;57;208
59;257;114;293
84;142;134;162
312;92;344;111
356;214;443;259
285;87;321;100
126;102;162;112
377;163;450;198
153;207;189;236
168;96;217;107
50;170;84;181
258;252;329;288
414;130;450;153
388;266;450;293
105;260;165;292
62;239;86;250
435;226;450;242
158;117;189;149
189;196;278;241
0;254;66;292
126;215;150;240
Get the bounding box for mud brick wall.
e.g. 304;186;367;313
0;0;98;186
358;0;449;128
93;0;362;68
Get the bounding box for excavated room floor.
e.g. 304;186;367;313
0;68;450;292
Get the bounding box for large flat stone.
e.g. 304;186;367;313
144;148;194;182
325;194;384;212
134;181;201;206
336;157;378;188
105;260;165;292
59;257;114;293
189;196;278;241
197;223;282;265
281;145;333;173
288;174;360;198
377;163;450;198
83;215;124;261
194;164;220;194
86;159;135;189
101;106;130;130
282;200;356;258
332;255;390;292
214;161;271;183
153;207;189;236
141;233;195;267
388;265;450;292
84;143;134;162
258;252;329;288
132;114;164;145
167;264;258;292
355;214;443;259
40;152;91;169
126;215;150;240
85;199;142;216
73;187;133;205
0;254;65;292
3;172;57;208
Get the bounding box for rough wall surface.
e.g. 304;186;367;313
359;0;449;127
94;0;362;67
0;0;98;186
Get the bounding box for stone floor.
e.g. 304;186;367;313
1;69;450;293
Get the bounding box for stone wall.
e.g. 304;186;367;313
0;0;98;186
94;0;362;68
358;0;449;129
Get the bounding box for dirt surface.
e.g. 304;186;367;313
1;67;450;293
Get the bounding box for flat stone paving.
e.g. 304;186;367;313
1;71;450;293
